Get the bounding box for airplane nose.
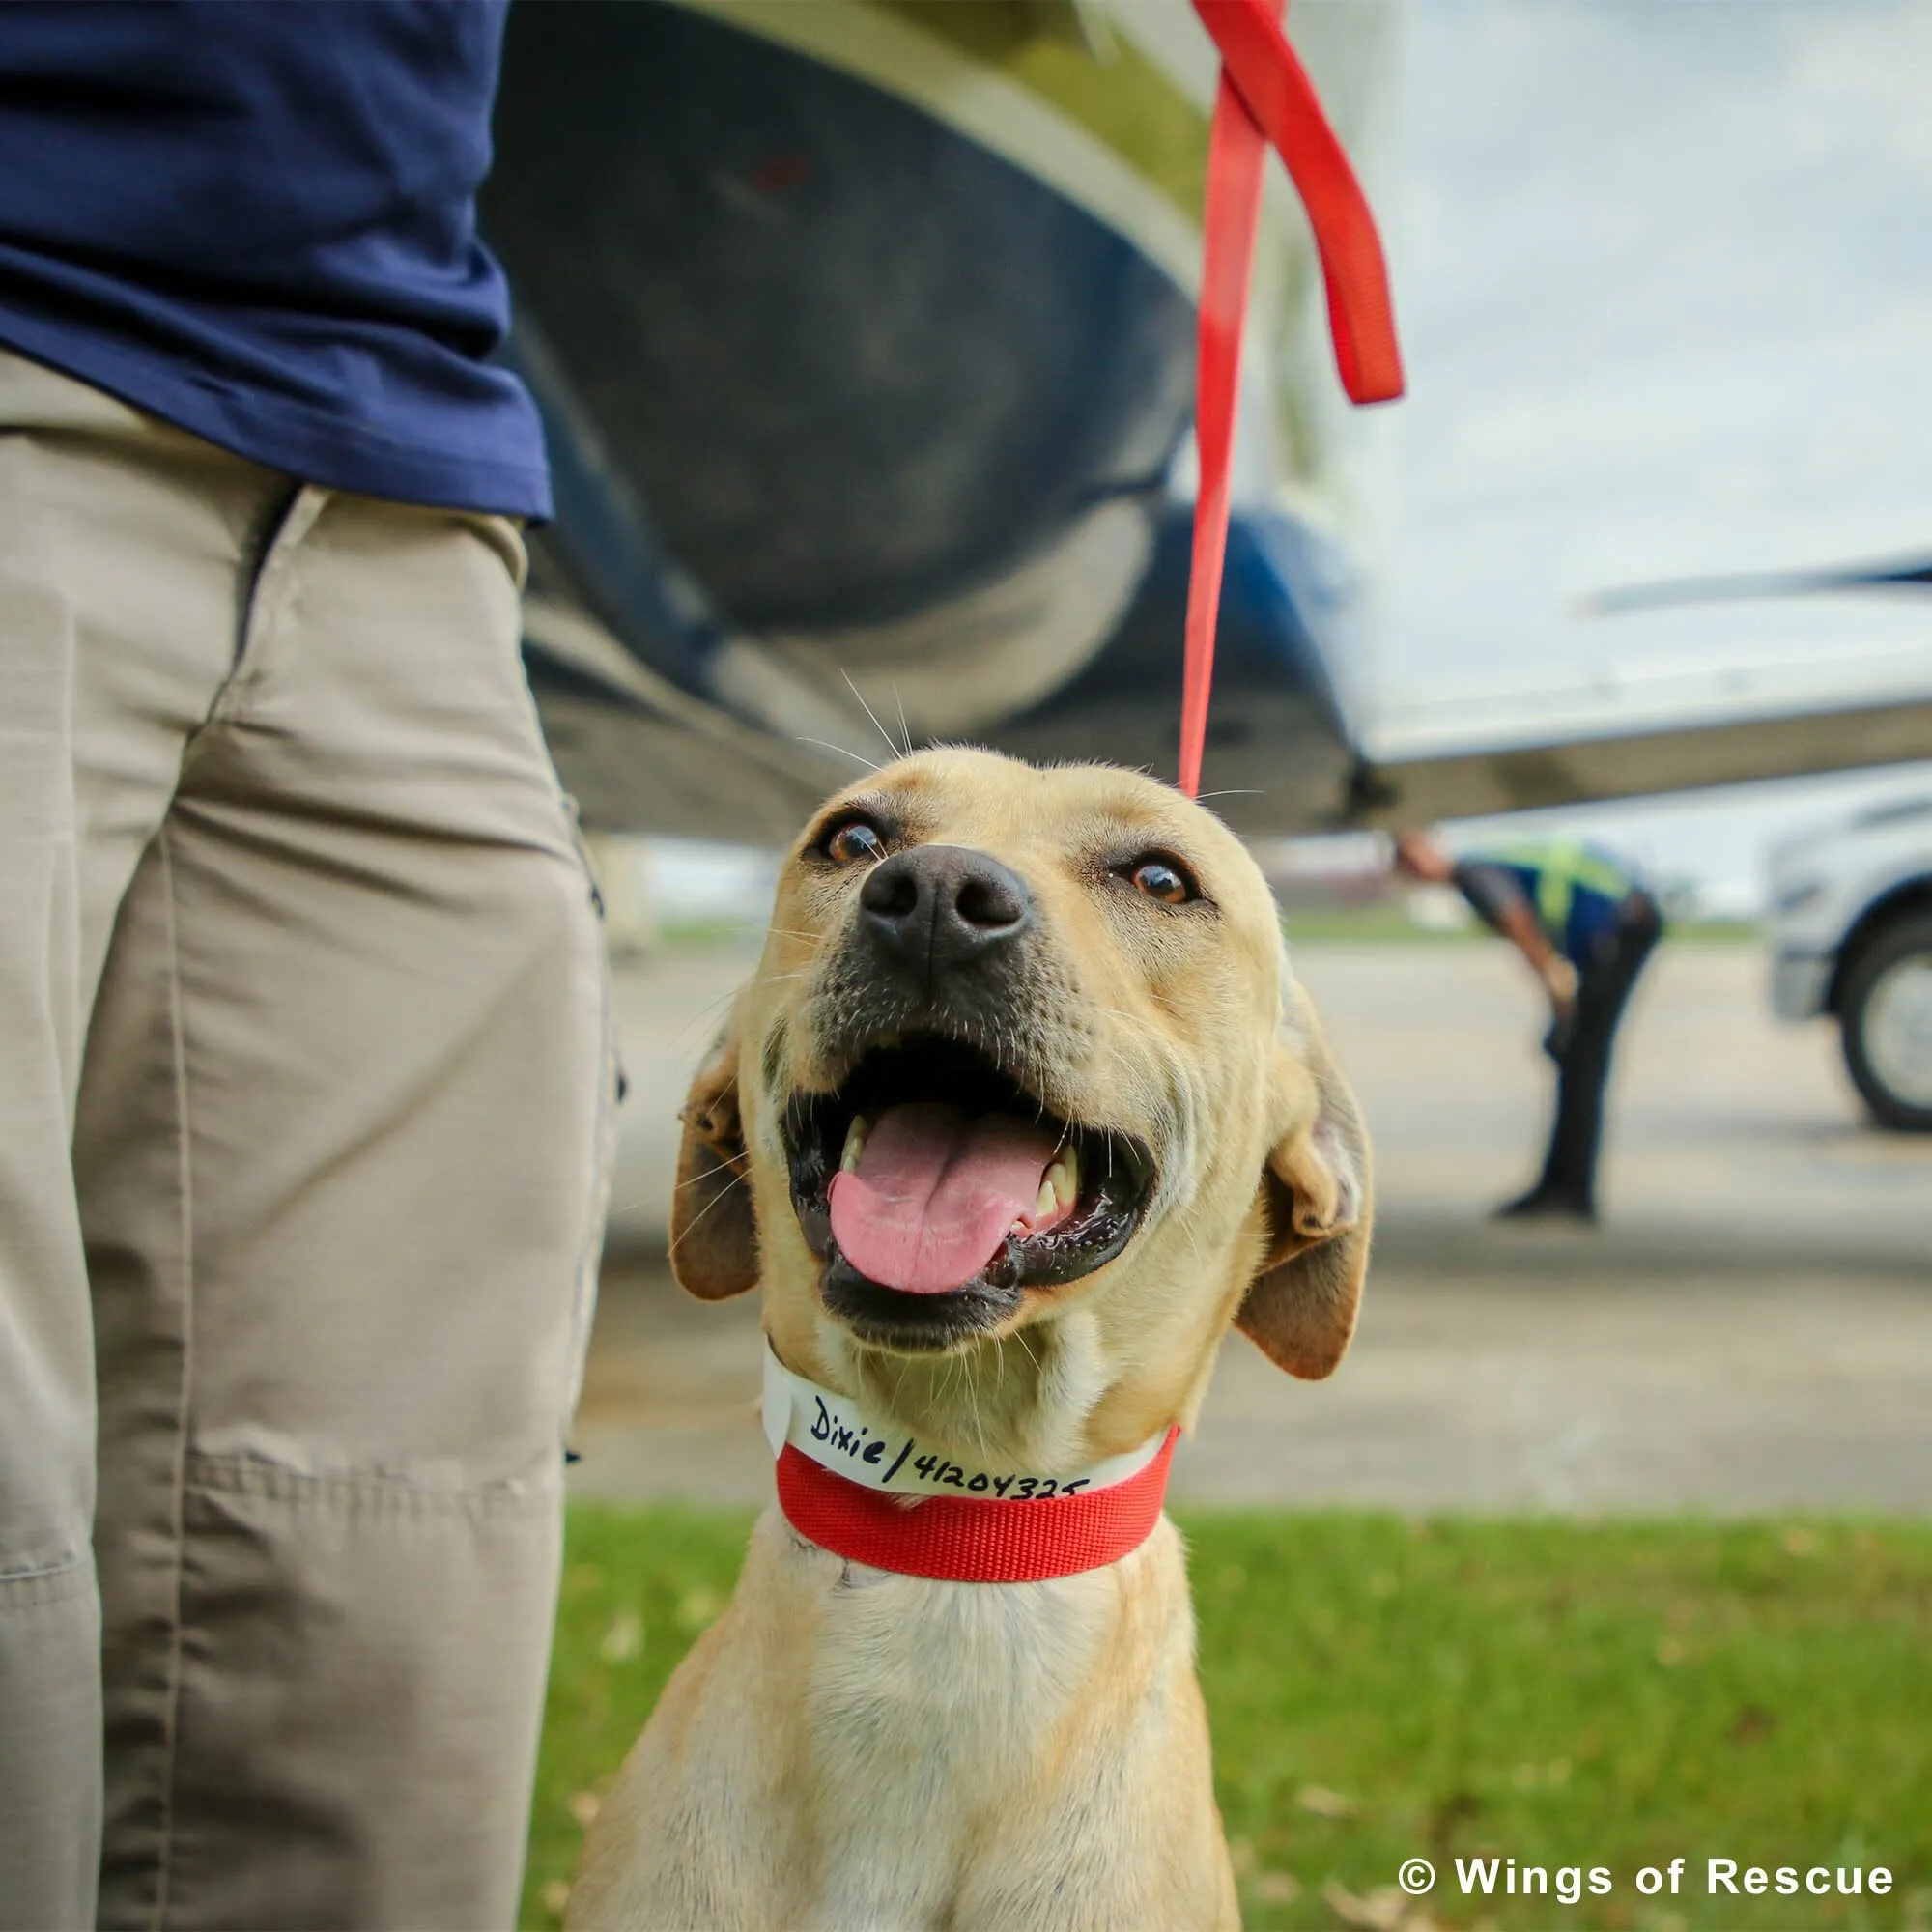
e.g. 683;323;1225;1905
858;845;1033;980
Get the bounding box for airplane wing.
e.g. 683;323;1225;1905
1352;587;1932;827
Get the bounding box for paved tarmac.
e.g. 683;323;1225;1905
575;941;1932;1515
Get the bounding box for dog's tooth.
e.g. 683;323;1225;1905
1049;1145;1080;1209
1035;1179;1057;1222
839;1116;868;1174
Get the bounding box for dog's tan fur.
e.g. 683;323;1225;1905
570;750;1371;1931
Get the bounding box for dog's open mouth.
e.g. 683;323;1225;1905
782;1036;1154;1349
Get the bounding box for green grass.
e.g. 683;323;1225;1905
525;1511;1932;1930
1279;904;1490;944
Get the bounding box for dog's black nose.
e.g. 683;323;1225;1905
859;845;1032;980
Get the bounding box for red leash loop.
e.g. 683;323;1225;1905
1178;0;1405;801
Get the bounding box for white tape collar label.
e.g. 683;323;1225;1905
761;1343;1167;1503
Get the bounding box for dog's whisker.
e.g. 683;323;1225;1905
1010;1322;1043;1391
674;1155;745;1190
674;987;753;1042
795;735;881;773
664;1166;749;1256
839;669;906;766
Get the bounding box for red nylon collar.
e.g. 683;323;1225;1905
775;1428;1179;1583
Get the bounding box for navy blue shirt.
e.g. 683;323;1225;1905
0;1;549;517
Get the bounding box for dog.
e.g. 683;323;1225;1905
569;748;1370;1931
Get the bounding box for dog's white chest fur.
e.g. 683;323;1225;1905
569;1508;1236;1931
798;1534;1122;1925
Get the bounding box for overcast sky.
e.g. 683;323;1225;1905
1371;0;1932;899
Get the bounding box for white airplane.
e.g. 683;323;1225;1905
479;0;1932;842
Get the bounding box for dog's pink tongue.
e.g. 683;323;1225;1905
828;1103;1060;1294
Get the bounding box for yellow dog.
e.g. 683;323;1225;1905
571;749;1371;1930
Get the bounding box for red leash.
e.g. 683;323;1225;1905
1178;0;1405;801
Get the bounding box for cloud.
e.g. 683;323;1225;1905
1378;0;1932;692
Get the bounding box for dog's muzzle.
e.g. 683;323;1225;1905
783;844;1161;1351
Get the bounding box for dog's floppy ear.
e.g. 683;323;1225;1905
669;1026;759;1300
1236;982;1372;1379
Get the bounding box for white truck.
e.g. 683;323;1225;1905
1767;796;1932;1131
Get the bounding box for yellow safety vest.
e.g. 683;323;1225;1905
1485;840;1634;941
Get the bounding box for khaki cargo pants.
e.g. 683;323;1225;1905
0;349;612;1929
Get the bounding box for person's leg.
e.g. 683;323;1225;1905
1527;1006;1615;1214
0;351;281;1930
0;571;102;1932
1516;900;1661;1215
81;489;612;1929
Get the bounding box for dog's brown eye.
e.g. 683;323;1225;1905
824;818;886;866
1130;858;1193;905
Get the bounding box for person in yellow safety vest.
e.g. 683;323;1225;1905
1392;831;1665;1221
